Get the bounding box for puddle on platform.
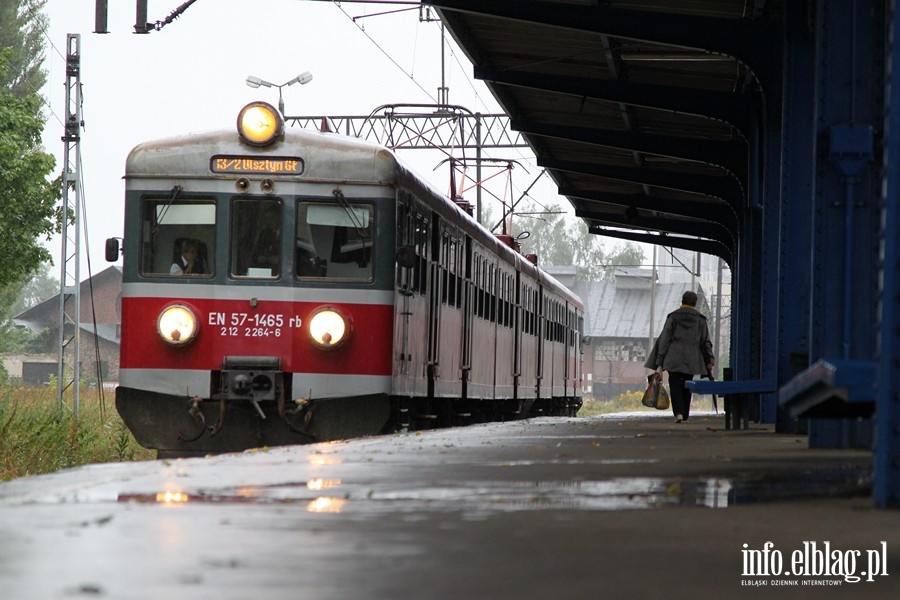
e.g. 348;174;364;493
117;467;871;513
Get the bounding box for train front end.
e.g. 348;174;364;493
112;102;398;455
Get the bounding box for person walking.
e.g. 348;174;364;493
644;290;715;423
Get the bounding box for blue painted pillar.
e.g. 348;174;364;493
759;120;780;424
875;0;900;508
808;0;881;448
776;3;817;433
730;121;759;386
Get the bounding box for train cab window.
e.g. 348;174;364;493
139;199;215;277
231;199;282;278
296;202;374;280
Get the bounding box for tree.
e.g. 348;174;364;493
9;261;57;314
0;1;58;375
0;0;59;289
0;0;48;96
511;200;644;281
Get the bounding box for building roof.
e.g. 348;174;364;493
11;266;122;332
575;276;708;340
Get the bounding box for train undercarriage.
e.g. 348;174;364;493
117;384;581;459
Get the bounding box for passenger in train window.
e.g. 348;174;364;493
644;290;715;423
251;209;282;271
170;239;205;275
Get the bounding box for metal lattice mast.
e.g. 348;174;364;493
57;34;83;417
285;106;528;223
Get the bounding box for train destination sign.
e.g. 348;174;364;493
211;155;305;175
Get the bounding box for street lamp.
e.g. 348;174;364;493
245;71;313;116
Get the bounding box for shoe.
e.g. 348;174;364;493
675;414;683;423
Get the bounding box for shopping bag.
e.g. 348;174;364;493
641;375;657;408
655;381;670;410
641;374;671;410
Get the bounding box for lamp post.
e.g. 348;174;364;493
245;71;313;116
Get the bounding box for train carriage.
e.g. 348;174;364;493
110;101;584;455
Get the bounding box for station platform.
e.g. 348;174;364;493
0;411;898;598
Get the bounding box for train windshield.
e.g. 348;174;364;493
139;199;215;277
230;199;282;278
295;201;374;280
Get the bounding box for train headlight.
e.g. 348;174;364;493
157;304;198;346
308;306;350;350
237;102;283;146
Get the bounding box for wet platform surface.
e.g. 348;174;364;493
1;411;898;599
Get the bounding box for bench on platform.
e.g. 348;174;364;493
778;359;876;419
685;377;777;430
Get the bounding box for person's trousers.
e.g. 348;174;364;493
668;371;694;420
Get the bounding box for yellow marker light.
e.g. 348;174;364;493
237;102;283;146
157;304;198;346
308;306;350;350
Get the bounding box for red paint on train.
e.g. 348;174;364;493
120;296;394;375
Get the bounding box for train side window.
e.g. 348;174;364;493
139;199;215;277
414;212;428;294
296;201;374;280
230;199;282;278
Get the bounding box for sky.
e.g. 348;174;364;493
38;0;574;277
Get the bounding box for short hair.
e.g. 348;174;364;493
181;239;199;252
682;291;698;306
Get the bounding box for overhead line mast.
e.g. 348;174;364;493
57;34;83;417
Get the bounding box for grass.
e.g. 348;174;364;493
0;383;653;482
579;390;652;417
0;385;154;481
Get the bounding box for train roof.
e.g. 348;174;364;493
125;124;582;310
126;126;399;184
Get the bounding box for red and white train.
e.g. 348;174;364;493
108;101;584;456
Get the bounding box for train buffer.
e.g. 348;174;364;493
778;359;876;420
686;376;776;430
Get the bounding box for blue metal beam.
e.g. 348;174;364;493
512;119;748;187
774;2;816;433
428;0;781;91
577;211;733;250
475;67;755;140
561;188;740;233
875;0;900;508
587;226;733;266
538;157;744;206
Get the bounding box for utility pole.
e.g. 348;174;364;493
57;34;83;417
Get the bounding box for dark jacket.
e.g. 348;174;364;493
644;306;714;375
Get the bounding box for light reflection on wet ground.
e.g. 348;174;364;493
114;467;871;515
0;414;887;600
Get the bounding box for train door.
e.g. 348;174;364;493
493;266;514;401
461;236;473;400
513;271;522;401
427;213;443;400
567;305;581;401
392;191;429;400
429;219;464;400
536;287;546;400
467;249;494;400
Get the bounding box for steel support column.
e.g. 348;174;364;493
875;0;900;507
807;0;881;448
775;2;817;433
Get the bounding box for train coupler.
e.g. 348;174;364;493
177;395;208;442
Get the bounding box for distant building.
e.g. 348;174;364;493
8;266;122;385
574;268;728;400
